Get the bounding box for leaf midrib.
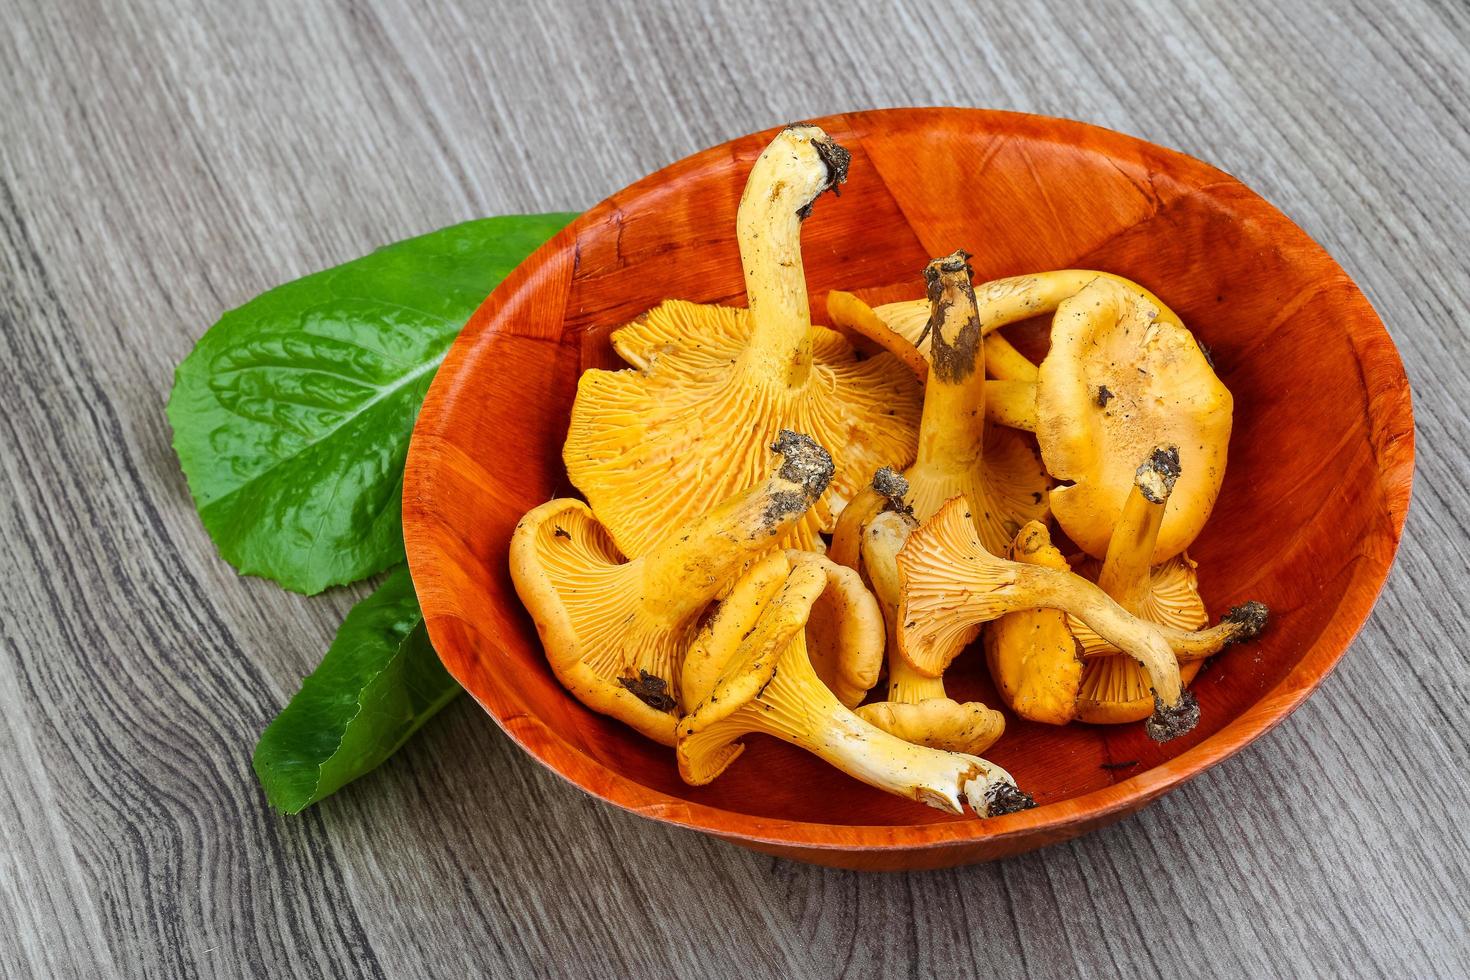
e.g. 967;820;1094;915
201;351;444;513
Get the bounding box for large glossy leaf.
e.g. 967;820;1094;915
168;213;576;594
253;565;459;812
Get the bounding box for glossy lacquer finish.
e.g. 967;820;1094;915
402;108;1413;870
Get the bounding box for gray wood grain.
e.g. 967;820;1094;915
2;0;1466;976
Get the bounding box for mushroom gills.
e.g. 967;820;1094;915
564;124;922;559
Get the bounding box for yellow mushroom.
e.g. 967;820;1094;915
897;496;1199;741
677;554;1034;816
510;431;834;745
848;471;1006;755
982;522;1085;726
564;125;922;558
829;252;1049;561
1070;447;1268;723
1035;280;1231;563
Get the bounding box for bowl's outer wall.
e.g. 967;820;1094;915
403;108;1413;868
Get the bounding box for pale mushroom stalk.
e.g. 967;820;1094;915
914;252;987;477
737;128;849;389
510;431;834;745
830;252;1048;559
565;125;920;557
851;471;1006;755
678;559;1033;816
898;496;1199;741
867;270;1186;352
825;289;1039;430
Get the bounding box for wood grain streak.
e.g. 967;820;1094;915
1;0;1465;977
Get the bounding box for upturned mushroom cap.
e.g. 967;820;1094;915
564;125;922;557
511;432;834;744
846;495;1010;755
982;522;1085;726
786;550;885;708
855;699;1005;756
897;496;1197;740
677;554;1033;815
1036;278;1231;562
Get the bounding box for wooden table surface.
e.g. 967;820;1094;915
3;1;1467;977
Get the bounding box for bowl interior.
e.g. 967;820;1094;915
404;109;1411;853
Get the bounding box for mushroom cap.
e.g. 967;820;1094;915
677;559;832;784
854;698;1005;755
565;299;921;556
1076;659;1206;725
1036;278;1231;562
982;522;1084;726
786;551;885;708
680;550;792;709
895;496;1004;676
509;499;686;745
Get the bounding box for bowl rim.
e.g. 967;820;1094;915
404;106;1415;854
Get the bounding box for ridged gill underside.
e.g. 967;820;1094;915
531;505;693;696
566;301;922;558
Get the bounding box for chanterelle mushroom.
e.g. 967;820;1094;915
1070;447;1269;723
677;553;1034;816
982;522;1085;726
1036;278;1231;562
681;549;885;712
849;473;1006;755
510;431;834;745
897;496;1199;741
830;252;1049;561
563;124;922;557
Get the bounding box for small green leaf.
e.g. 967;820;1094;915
253;565;460;813
168;213;577;594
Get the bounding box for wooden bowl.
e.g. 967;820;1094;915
403;108;1413;870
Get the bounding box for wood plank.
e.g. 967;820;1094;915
0;0;1466;976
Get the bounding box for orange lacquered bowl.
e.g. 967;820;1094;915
403;108;1413;870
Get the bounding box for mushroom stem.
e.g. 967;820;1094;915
915;251;986;470
1135;601;1271;662
984;333;1038;382
984;380;1038;432
690;632;1027;815
888;658;947;702
861;474;964;696
641;430;833;624
737;125;850;390
1096;446;1181;609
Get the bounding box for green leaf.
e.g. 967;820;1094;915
253;565;460;812
167;213;577;594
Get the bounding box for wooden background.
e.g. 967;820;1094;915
1;0;1465;976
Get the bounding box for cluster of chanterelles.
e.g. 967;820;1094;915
512;124;1268;818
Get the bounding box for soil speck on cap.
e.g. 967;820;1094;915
619;670;677;712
